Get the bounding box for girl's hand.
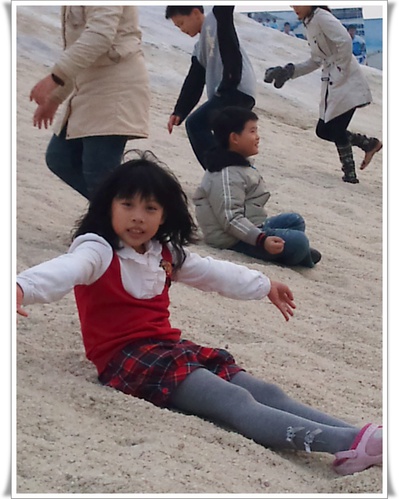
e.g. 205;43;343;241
264;236;285;255
16;284;28;318
267;280;295;321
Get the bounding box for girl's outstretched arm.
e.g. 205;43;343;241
16;284;28;318
267;280;296;321
16;234;112;307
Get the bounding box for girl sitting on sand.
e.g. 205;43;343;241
16;151;382;476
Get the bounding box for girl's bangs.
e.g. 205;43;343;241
114;169;163;203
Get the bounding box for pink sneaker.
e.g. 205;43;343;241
333;423;382;476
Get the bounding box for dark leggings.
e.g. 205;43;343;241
170;369;359;454
315;108;356;146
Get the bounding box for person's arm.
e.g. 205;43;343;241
290;57;321;79
30;6;125;126
16;284;28;317
208;168;265;245
16;235;112;308
315;12;353;72
213;6;242;94
174;248;270;299
31;6;124;108
170;56;206;125
360;37;367;58
174;250;295;321
30;74;74;130
206;169;285;253
52;6;125;85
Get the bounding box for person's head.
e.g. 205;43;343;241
292;6;331;21
165;6;205;37
211;107;259;158
347;24;357;39
73;150;198;270
283;21;291;32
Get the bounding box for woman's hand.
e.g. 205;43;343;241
30;74;60;129
267;280;295;321
33;100;59;129
30;74;58;105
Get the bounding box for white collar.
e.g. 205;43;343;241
117;239;163;261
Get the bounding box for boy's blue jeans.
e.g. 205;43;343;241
185;89;255;169
45;125;128;199
231;213;314;268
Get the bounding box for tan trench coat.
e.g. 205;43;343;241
51;6;150;139
292;8;372;123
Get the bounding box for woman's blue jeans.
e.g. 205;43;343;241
45;125;128;200
231;213;314;268
185;89;255;169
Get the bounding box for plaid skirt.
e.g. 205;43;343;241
98;338;244;407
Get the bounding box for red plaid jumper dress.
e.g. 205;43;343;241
75;245;243;407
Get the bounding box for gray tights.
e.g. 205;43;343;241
170;369;359;454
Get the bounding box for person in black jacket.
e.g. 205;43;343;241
165;6;256;169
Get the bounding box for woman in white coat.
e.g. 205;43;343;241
264;6;382;184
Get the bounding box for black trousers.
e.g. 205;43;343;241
315;108;356;146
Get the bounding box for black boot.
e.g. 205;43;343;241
347;131;380;153
336;143;359;184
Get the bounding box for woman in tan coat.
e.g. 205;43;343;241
30;6;150;199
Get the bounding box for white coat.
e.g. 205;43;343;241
292;8;372;123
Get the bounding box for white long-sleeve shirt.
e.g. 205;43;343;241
17;234;271;306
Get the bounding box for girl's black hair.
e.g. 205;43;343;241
73;150;198;271
210;106;258;149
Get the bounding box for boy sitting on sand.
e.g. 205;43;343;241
193;107;321;268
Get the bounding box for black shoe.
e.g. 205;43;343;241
310;248;322;264
342;174;359;184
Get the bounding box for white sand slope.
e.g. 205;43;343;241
15;5;384;495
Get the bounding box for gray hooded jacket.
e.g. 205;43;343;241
193;150;270;248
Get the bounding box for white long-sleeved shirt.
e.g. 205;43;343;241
17;234;271;306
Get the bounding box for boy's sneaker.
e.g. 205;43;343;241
310;248;322;264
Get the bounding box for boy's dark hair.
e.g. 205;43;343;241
73;150;198;271
165;6;204;19
210;106;258;149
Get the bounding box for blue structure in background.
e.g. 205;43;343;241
363;18;383;68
